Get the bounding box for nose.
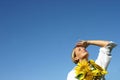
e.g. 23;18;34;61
81;47;87;52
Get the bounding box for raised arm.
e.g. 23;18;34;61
75;40;117;49
87;40;110;47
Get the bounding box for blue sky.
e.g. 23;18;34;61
0;0;120;80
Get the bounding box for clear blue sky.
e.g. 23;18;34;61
0;0;120;80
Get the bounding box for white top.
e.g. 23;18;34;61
67;41;116;80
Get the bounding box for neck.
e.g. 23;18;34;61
79;58;88;63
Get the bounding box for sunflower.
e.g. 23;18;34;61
75;59;107;80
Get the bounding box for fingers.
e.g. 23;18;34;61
75;40;88;48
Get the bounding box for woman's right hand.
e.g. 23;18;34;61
75;40;88;48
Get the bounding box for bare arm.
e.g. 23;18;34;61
86;40;110;47
75;40;110;48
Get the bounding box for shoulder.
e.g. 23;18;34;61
105;41;117;50
99;41;117;53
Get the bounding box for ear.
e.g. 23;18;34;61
72;50;79;61
72;49;79;64
73;57;79;64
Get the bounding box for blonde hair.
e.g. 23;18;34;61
71;48;79;64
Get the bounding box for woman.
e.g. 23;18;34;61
67;40;117;80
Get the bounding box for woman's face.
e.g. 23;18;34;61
74;46;89;60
